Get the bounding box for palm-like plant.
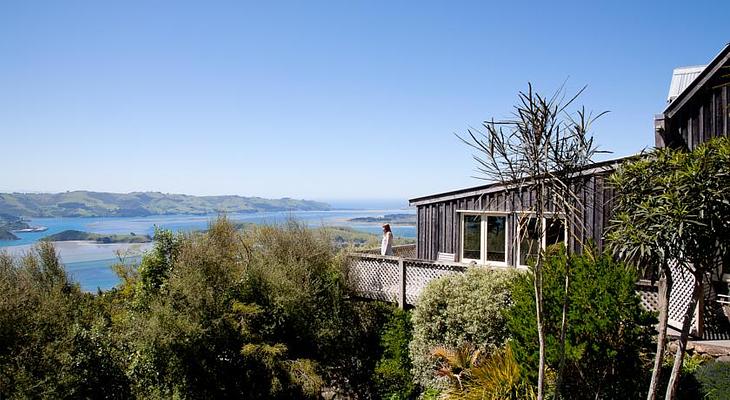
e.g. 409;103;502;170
433;344;536;400
432;343;482;391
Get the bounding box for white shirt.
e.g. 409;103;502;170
381;232;394;256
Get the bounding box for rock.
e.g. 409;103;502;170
667;340;730;358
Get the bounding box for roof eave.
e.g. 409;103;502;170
663;43;730;118
408;155;638;207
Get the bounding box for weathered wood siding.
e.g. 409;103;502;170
414;171;614;261
663;63;730;150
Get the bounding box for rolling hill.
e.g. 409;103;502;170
0;191;330;218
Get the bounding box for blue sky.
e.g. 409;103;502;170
1;1;728;205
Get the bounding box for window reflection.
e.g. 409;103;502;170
463;215;481;260
545;218;565;247
486;216;506;262
519;217;540;265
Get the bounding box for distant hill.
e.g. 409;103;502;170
41;230;152;244
0;213;30;240
0;191;330;218
0;230;18;240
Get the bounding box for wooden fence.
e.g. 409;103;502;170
348;249;661;314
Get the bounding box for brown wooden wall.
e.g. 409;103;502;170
664;64;730;150
415;171;616;262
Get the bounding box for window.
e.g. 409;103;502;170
460;213;508;265
486;216;507;262
462;215;482;261
517;215;566;267
519;217;540;265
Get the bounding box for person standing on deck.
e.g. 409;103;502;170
381;224;394;256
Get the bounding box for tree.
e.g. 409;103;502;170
507;245;655;399
458;84;605;399
607;137;730;400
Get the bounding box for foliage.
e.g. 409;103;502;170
607;136;730;398
409;268;517;389
608;137;730;278
373;307;417;400
2;218;413;399
692;361;730;400
458;83;606;400
434;344;535;400
0;242;129;399
507;246;655;399
114;219;351;398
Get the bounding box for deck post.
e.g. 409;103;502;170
398;258;406;309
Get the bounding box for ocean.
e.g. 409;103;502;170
0;209;415;292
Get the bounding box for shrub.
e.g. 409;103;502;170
116;219;353;398
409;267;517;389
435;344;535;400
0;242;129;398
507;246;655;399
373;307;417;399
692;361;730;400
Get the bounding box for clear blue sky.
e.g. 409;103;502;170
1;1;728;205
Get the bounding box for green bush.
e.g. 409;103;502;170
116;219;352;398
374;307;417;399
507;246;655;399
409;267;517;389
693;361;730;400
0;242;129;399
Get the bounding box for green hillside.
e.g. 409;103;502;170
0;214;30;241
0;230;18;240
41;230;152;244
0;191;330;218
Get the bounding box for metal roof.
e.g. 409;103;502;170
664;43;730;118
667;65;705;103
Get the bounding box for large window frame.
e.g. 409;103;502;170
459;211;509;267
516;213;568;268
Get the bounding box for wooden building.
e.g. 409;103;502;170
410;43;730;266
350;44;729;337
656;44;730;150
408;158;625;263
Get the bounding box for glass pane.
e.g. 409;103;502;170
545;218;565;246
486;216;506;262
519;217;540;265
463;215;481;260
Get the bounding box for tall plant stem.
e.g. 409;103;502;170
664;272;703;400
646;269;671;400
535;185;546;400
554;263;570;399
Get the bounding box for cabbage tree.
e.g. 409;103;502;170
607;137;730;400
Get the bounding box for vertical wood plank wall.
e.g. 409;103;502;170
668;79;729;151
415;172;612;261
